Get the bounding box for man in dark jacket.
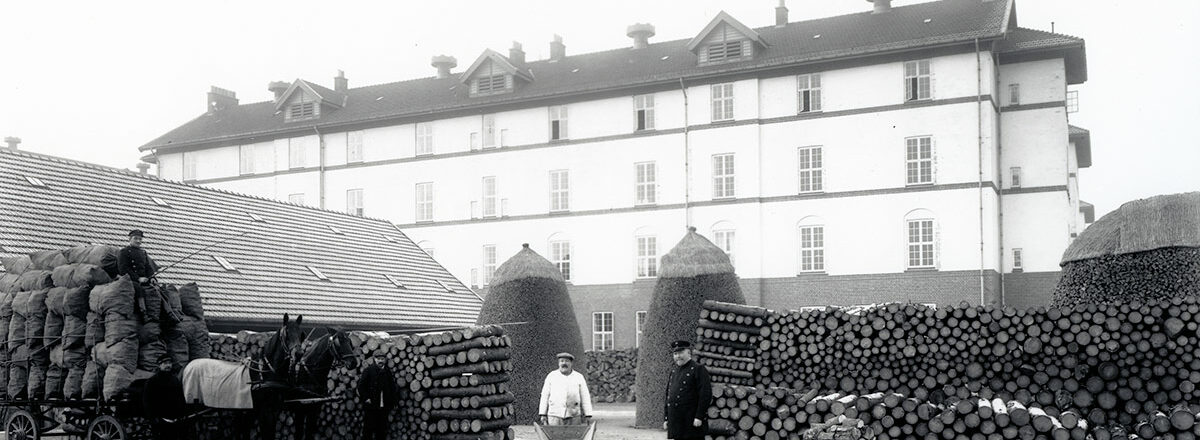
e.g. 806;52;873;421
663;340;712;440
143;355;188;440
357;351;398;440
118;229;156;283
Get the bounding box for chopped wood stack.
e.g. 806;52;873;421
419;325;516;440
695;301;769;386
583;347;637;403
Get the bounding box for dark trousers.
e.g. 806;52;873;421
362;408;389;440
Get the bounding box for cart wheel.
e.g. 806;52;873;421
5;409;40;440
86;415;126;440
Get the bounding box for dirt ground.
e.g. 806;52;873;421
512;402;665;440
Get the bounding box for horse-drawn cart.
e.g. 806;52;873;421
0;394;153;440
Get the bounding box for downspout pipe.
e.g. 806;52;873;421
975;38;985;306
993;43;1005;306
314;126;326;209
679;78;691;228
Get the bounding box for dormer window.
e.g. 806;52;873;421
707;40;744;62
476;75;508;95
687;12;766;66
461;50;530;97
287;102;317;121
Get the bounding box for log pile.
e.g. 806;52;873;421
583;347;637;403
420;325;516;440
696;301;769;386
1054;247;1200;307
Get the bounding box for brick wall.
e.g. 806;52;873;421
1002;270;1061;309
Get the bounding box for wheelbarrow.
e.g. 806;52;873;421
533;420;597;440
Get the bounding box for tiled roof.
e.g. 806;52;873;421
1069;124;1091;168
996;27;1083;52
141;0;1022;152
0;147;481;331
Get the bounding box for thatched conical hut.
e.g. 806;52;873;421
1053;192;1200;307
475;244;585;424
634;227;745;427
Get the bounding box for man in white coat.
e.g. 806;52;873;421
538;352;593;425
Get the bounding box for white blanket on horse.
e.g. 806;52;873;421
182;359;254;409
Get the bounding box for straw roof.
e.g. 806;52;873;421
490;244;565;286
659;227;736;278
1061;192;1200;265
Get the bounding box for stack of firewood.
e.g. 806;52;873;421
694;300;769;386
583;347;637;403
420;325;516;440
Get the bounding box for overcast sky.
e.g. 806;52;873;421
1;0;1196;219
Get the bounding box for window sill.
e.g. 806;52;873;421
905;182;935;187
798;190;825;196
710;119;736;125
1011;268;1024;273
712;196;736;202
634;203;658;208
904;98;934;104
905;267;938;272
415;219;434;224
549;138;570;143
549;210;570;215
796;271;828;277
634;128;657;134
797;110;824;116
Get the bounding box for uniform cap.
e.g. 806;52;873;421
670;340;692;352
128;229;144;238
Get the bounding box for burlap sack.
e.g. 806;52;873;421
104;318;138;343
164;326;189;367
81;359;102;399
1;256;33;275
102;364;134;400
46;363;64;398
84;312;104;348
96;339;137;372
51;266;74;289
16;271;52;292
26;290;48;366
29;250;68;270
63;315;86;354
46;287;67;316
8;292;28;352
94;277;136;319
139;321;161;344
179;283;204;320
64;245;118;266
7;345;29;398
180;317;212;359
0;291;11;318
0;274;18;293
64;366;85;399
162;284;182;313
64;286;90;319
138;341;168;371
27;363;45;398
142;284;162;324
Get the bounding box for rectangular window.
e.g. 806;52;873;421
289;138;306;169
500;129;509;147
635;311;647;348
1008;84;1021;106
415;123;433;156
1066;90;1079;113
1010;167;1022;188
798;74;822;113
635;162;657;205
711;83;734;121
634;94;655;131
713;230;735;267
346;189;364;216
799;225;825;272
798;146;824;193
905;136;934;185
549;106;568;140
239;145;255;175
904;60;932;101
482;115;497;149
415;182;433;222
469;132;479;151
707;41;743;62
346;131;364;163
476;74;506;95
1013;248;1024;271
592;312;614;351
287;193;305;205
636;236;657;278
482;245;497;285
182;152;197;181
550;241;571;281
712;153;735;199
481;176;497;218
549;170;570;212
907;219;936;269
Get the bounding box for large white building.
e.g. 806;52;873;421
141;0;1091;349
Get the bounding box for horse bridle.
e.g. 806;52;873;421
294;332;356;380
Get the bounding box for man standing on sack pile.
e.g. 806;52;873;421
663;340;711;440
538;352;593;425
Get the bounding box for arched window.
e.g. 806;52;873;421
710;221;736;267
903;209;937;269
797;216;825;273
633;227;658;278
547;232;571;281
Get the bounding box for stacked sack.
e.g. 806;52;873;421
25;249;69;400
0;256;25;398
165;283;210;362
55;245;117;399
6;254;54;399
90;276;140;400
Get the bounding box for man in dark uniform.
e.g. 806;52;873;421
663;340;712;440
142;355;187;440
118;229;157;317
357;350;398;440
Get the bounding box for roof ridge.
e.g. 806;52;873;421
1011;26;1084;41
0;147;402;227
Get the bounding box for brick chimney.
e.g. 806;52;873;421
136;163;150;174
509;42;526;65
334;70;348;92
869;0;892;14
776;0;788;27
627;23;655;49
549;35;565;61
3;136;20;150
268;81;289;100
431;55;457;79
207;86;238;113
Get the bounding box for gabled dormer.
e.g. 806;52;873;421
686;11;768;65
460;49;533;97
275;79;346;123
